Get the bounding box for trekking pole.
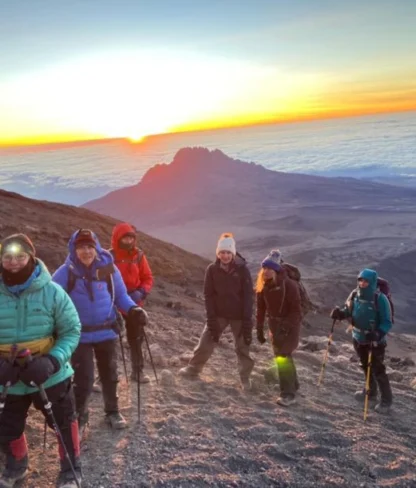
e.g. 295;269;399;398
43;419;47;450
143;329;158;384
317;319;336;386
364;322;376;422
118;333;129;384
136;337;141;424
22;351;81;488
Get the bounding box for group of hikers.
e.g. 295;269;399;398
0;228;394;487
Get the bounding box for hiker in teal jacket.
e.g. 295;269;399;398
0;234;82;488
331;268;393;414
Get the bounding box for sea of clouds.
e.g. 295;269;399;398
0;111;414;205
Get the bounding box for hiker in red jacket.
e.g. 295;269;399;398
110;223;154;383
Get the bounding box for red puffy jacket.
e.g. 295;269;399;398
110;223;153;303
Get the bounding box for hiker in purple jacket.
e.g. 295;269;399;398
53;229;147;434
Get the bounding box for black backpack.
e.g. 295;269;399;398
281;261;314;317
66;268;114;299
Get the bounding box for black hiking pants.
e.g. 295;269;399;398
72;339;119;420
353;339;393;404
125;314;145;375
0;379;80;473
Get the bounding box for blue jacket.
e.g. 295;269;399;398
0;260;81;395
342;269;393;344
52;230;137;343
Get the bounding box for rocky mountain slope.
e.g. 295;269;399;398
83;147;416;332
0;188;415;487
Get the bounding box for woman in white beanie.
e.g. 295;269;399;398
179;233;254;390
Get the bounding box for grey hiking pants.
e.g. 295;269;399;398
188;318;254;380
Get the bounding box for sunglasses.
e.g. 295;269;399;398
2;253;30;263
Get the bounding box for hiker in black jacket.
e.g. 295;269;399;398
179;233;254;389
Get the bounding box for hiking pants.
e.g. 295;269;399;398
273;353;299;397
353;339;393;404
189;318;254;380
72;339;119;419
0;379;80;473
125;313;145;375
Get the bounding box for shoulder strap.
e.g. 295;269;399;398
66;268;114;300
374;291;380;311
66;269;77;294
106;274;114;301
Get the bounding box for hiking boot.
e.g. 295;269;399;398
57;467;82;488
178;366;200;378
131;370;151;383
0;462;28;488
240;378;252;392
92;379;102;393
375;401;392;414
277;395;297;407
354;389;377;403
105;412;127;429
1;436;28;488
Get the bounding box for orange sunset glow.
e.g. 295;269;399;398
0;2;415;147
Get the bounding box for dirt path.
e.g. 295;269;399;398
12;315;416;487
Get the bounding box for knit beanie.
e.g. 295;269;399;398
216;233;236;256
0;233;36;259
74;229;97;248
261;249;282;272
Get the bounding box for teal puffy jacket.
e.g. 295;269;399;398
342;268;393;344
0;259;81;395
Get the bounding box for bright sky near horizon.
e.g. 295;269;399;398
0;0;415;145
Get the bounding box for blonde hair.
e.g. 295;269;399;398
255;267;278;293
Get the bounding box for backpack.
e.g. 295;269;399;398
66;268;126;332
281;261;314;317
348;277;394;324
66;268;114;299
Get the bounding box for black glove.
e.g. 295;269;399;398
128;306;148;326
330;306;346;321
207;319;220;343
130;288;146;303
242;326;252;346
20;355;60;387
0;357;20;387
365;330;383;342
256;327;266;344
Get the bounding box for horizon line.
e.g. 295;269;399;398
1;106;415;149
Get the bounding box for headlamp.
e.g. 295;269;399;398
4;243;24;255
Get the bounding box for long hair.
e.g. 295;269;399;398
256;268;277;293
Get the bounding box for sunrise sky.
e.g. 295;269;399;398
1;0;415;146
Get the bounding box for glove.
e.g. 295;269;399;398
207;319;220;343
128;306;148;327
242;325;252;346
0;357;20;387
130;288;146;304
330;306;346;321
256;327;266;344
20;355;60;387
365;330;383;342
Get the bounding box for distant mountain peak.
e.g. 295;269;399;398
141;146;265;187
